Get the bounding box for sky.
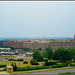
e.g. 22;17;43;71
0;1;75;38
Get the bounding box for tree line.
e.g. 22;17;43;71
33;48;75;62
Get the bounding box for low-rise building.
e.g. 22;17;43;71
25;52;33;57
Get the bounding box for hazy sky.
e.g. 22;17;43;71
0;1;75;37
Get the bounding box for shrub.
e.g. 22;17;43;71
31;61;39;65
3;68;6;71
11;63;18;71
30;60;39;65
17;59;23;61
14;63;18;71
70;64;75;66
43;58;48;62
23;61;28;64
30;60;34;64
44;61;57;66
51;64;68;68
16;66;49;71
0;65;6;68
9;59;16;61
9;59;24;61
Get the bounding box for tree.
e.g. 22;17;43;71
46;48;52;50
69;49;75;60
11;47;14;50
33;51;44;61
41;52;48;58
37;48;42;51
23;47;27;51
11;63;14;67
14;63;17;71
52;48;72;62
11;63;17;71
45;49;53;60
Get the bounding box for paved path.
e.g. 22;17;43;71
0;71;9;74
11;68;75;75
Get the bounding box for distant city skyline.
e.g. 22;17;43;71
0;1;75;37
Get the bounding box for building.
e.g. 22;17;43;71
18;50;25;56
3;40;23;49
23;40;50;50
0;49;15;55
2;35;75;52
0;48;11;50
25;52;33;57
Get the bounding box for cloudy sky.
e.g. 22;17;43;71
0;1;75;37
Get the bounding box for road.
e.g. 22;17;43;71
11;68;75;75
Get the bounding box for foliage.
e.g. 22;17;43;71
17;59;23;61
9;59;23;61
16;66;49;71
43;58;48;62
11;63;14;67
30;60;34;64
0;64;6;68
14;63;18;71
11;63;18;71
30;60;39;65
31;61;39;65
23;61;28;64
23;47;31;51
33;51;44;61
9;59;16;61
44;61;57;66
3;68;6;71
41;52;48;58
45;48;53;60
37;48;42;51
69;49;75;60
59;72;75;74
11;47;14;50
46;48;52;50
51;63;68;68
52;48;72;62
41;48;53;59
70;64;75;66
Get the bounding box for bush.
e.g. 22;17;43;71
43;58;48;62
30;60;34;64
11;63;18;71
9;59;23;61
16;66;49;71
3;68;6;71
44;61;57;66
17;59;23;61
68;61;75;64
30;60;39;65
31;61;39;65
9;59;16;61
0;65;6;68
51;63;68;68
70;64;75;66
23;61;28;64
14;63;18;71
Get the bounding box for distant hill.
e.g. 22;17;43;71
0;37;73;40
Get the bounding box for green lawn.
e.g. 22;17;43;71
59;72;75;74
0;58;45;67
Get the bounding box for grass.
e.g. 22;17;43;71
0;58;45;67
59;72;75;74
1;55;16;59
